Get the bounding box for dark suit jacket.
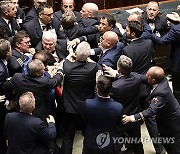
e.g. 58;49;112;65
0;59;9;153
63;60;98;114
111;72;143;115
25;7;37;22
0;17;20;37
22;17;60;47
3;72;63;121
134;77;180;137
143;12;168;36
83;97;124;152
98;42;125;69
58;24;99;41
150;24;180;73
122;38;153;74
7;49;28;76
5;112;56;154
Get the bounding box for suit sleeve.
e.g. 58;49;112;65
134;94;167;121
37;121;56;142
151;25;178;45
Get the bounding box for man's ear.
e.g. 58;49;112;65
3;10;9;16
131;32;136;38
16;42;21;48
38;13;43;19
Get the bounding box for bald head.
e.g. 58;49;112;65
146;66;165;85
101;31;118;49
61;0;74;12
146;1;159;21
19;92;35;113
128;11;144;24
80;2;98;18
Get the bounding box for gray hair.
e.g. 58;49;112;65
75;41;90;61
27;59;44;77
0;39;11;60
19;92;35;113
0;1;13;14
83;3;99;17
117;55;133;75
42;30;57;42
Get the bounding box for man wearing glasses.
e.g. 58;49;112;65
22;3;60;48
7;31;34;76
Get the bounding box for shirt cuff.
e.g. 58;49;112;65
90;49;95;55
4;100;9;106
130;115;136;122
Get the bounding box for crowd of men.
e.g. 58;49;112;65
0;0;180;153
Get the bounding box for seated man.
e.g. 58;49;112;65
4;92;56;154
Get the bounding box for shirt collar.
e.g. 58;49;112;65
2;17;9;25
2;60;7;66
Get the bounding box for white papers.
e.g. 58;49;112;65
126;7;144;14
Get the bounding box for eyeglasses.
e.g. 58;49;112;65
41;13;53;17
21;41;31;45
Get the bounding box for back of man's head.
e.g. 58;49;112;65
128;11;144;24
19;92;35;113
82;3;98;18
28;59;45;77
117;55;133;75
146;66;165;84
128;21;143;38
75;41;90;61
33;50;49;67
0;39;11;60
96;75;112;96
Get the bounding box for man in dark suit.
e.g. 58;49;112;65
123;66;180;154
35;30;67;63
150;23;180;104
8;31;33;76
11;0;25;26
22;3;60;48
0;1;20;38
53;0;81;25
25;0;47;22
103;55;144;154
4;91;56;154
79;2;99;27
3;59;64;121
123;21;164;154
0;39;13;154
60;42;99;154
82;75;124;154
122;21;153;74
143;1;169;37
96;31;124;69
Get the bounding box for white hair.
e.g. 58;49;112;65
84;3;99;17
75;41;90;61
42;29;57;42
